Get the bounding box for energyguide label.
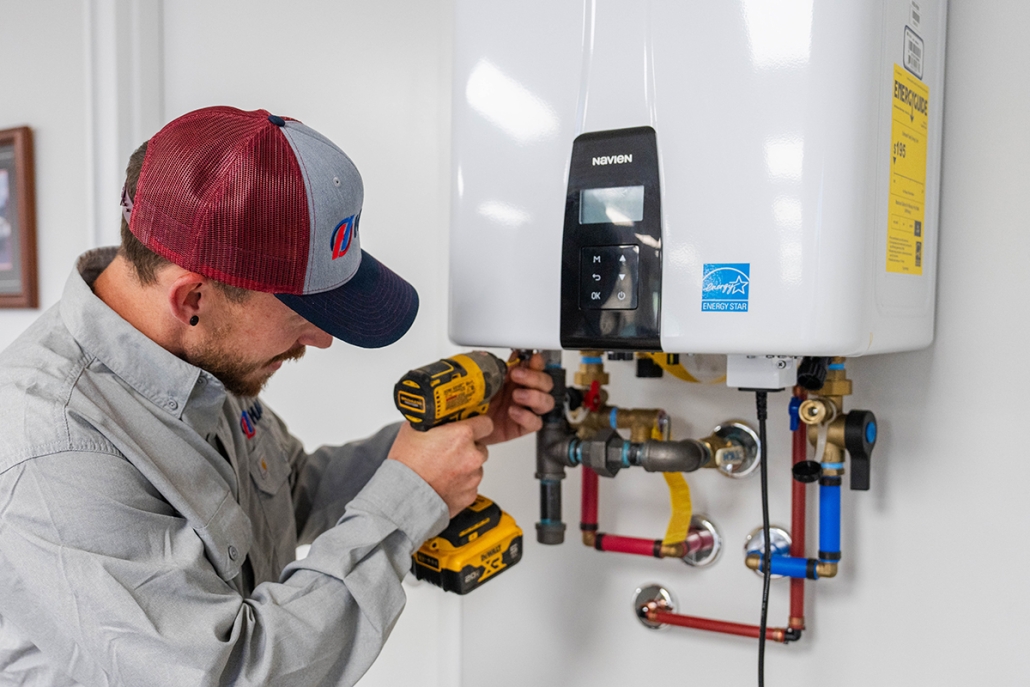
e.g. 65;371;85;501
887;63;929;275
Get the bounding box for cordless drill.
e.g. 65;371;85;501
394;351;524;594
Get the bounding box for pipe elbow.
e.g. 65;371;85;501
638;439;710;473
816;561;838;578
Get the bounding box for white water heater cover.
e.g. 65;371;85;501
449;0;946;356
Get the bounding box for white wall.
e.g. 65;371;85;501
1;1;1028;686
0;2;90;349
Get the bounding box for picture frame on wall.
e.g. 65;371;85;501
0;126;38;309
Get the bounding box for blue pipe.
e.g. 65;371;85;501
757;555;818;580
819;483;841;561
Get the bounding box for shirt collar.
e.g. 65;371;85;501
60;248;226;438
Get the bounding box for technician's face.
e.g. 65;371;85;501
184;290;333;397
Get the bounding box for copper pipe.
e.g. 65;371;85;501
648;610;789;643
580;462;715;559
790;386;807;630
581;467;598;529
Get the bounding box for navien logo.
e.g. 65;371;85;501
592;154;633;166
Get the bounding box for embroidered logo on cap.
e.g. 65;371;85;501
330;214;358;260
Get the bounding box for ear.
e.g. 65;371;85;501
166;271;208;327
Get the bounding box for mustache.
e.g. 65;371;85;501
269;345;307;365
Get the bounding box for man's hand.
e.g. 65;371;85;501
388;416;493;517
482;352;556;445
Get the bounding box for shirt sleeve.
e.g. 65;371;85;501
282;421;405;545
0;449;449;687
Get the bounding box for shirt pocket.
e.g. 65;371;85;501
247;431;291;497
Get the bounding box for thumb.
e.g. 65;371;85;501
463;415;494;442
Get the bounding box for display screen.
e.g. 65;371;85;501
579;185;644;225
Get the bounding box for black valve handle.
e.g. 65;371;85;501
844;410;877;491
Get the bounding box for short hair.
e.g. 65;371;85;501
119;141;250;304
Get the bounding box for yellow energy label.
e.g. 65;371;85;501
887;63;929;275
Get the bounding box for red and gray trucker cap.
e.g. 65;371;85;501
123;106;418;348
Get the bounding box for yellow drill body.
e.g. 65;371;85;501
394;351;524;594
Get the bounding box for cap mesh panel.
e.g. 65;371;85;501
130;107;310;293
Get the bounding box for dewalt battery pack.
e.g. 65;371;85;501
411;495;523;595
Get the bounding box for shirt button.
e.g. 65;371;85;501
228;545;239;561
167;400;178;411
197;376;207;386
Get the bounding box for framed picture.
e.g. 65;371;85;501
0;126;38;308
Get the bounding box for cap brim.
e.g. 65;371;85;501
275;250;419;348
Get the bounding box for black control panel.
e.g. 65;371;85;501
560;127;662;350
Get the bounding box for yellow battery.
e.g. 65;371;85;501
411;495;523;594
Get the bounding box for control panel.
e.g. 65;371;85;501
561;127;662;350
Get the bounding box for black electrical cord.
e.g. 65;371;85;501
755;390;770;687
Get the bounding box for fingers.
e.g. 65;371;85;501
388;419;490;517
508;404;543;433
509;365;554;394
511;388;555;415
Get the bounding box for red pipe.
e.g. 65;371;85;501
583;461;719;558
685;527;715;554
581;466;599;530
790;387;808;629
649;610;788;643
597;534;657;556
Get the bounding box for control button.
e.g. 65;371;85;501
580;245;640;310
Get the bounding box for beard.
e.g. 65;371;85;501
185;338;306;398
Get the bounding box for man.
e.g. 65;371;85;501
0;106;554;686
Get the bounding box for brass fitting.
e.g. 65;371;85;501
659;541;687;558
575;410;612;440
581;531;596;547
614;408;669;443
814;356;852;406
573;406;668;443
574;350;610;387
700;431;746;471
804;426;847;465
816;561;838;578
798;397;835;426
745;553;761;571
802;359;857;463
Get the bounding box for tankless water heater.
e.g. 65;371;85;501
449;0;946;356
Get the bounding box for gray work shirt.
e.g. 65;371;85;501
0;248;449;686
